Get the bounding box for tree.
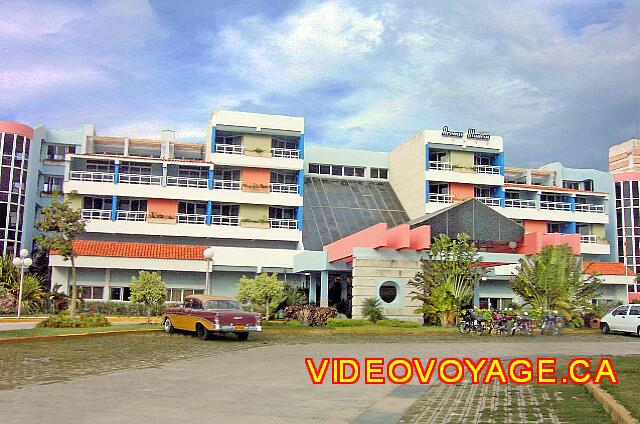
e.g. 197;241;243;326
408;233;485;326
361;297;384;322
511;244;601;316
35;198;86;318
129;271;167;323
236;273;285;320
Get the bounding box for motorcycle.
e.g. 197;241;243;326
540;311;564;335
511;312;535;336
458;310;489;335
488;309;514;336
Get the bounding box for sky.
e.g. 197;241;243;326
1;0;639;170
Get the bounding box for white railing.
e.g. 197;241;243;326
270;183;299;194
211;215;240;226
166;176;209;189
271;148;300;159
118;173;162;186
429;193;454;203
176;213;207;224
580;235;599;244
540;201;572;211
476;197;501;207
81;209;111;220
429;161;453;171
69;171;114;183
504;199;537;209
215;144;244;155
269;218;298;229
212;179;242;190
475;164;501;175
116;210;148;221
574;203;605;213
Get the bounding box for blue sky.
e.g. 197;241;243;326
1;0;639;170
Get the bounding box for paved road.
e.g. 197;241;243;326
0;321;151;331
1;339;639;424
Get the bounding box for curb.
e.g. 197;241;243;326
0;328;163;345
0;317;161;324
586;383;639;424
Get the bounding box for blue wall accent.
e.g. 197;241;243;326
210;126;217;153
297;169;304;196
493;186;506;207
296;206;303;230
298;134;305;159
208;168;214;190
491;152;505;176
110;195;118;221
564;196;576;212
560;221;577;234
114;163;120;184
206;200;212;225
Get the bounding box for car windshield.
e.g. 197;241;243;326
203;300;241;310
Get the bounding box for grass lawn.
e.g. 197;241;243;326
0;324;161;340
599;355;640;420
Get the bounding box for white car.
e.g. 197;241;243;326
600;304;640;336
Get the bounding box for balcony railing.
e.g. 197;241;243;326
476;197;501;207
212;179;242;190
429;193;454;203
116;210;148;221
215;144;244;155
176;213;207;224
504;199;537;209
81;209;111;220
475;164;501;175
580;235;599;244
574;203;605;213
211;215;240;226
70;171;114;183
429;161;453;171
269;218;298;229
166;176;209;189
271;148;300;159
118;173;162;186
270;183;299;194
540;201;572;211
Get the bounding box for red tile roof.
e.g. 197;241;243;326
503;183;607;195
52;240;207;260
583;261;636;276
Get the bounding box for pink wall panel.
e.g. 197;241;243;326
0;121;33;138
324;223;388;262
386;224;410;249
409;226;431;250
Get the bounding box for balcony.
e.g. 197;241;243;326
474;165;501;175
580;235;611;255
211;215;240;226
575;203;605;213
70;171;114;183
429;161;453;171
429;193;454;203
270;183;298;194
215;144;243;155
212;179;242;190
81;209;111;220
504;199;537;209
271;148;300;159
476;197;501;207
269;218;298;229
118;173;162;186
540;201;572;211
580;235;599;244
116;210;147;221
176;213;207;224
166;176;208;189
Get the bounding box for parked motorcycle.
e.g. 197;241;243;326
511;312;535;336
458;310;489;335
540;311;564;335
488;309;514;336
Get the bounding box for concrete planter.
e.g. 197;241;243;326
242;185;271;193
244;150;272;158
452;166;475;173
240;221;270;229
147;217;176;224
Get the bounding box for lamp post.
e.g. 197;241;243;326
12;249;32;319
203;247;214;294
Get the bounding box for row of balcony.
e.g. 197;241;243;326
428;161;501;175
428;194;606;213
69;171;299;194
80;209;298;229
215;144;300;159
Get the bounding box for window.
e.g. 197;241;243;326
271;170;297;184
80;286;104;300
474;154;492;166
429;183;449;195
215;133;242;145
46;144;76;161
379;281;398;303
110;287;131;301
474;186;492;197
86;160;115;173
121;163;151;175
178;201;206;215
612;306;629;316
505;191;520;199
83;196;113;210
429;150;447;162
547;222;562;233
270;207;295;219
167;288;204;302
370;168;388;179
306;163;364;177
562;180;580;190
178;167;208;179
308;163;320;174
42;175;63;193
214;167;241;181
211;203;239;216
271;137;297;150
629;306;640;316
118;198;147;212
204;299;241;309
584;179;594;192
479;298;513;310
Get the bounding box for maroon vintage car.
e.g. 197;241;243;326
162;295;261;340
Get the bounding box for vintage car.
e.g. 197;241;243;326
162;295;261;340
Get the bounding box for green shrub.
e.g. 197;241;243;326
37;311;111;328
83;301;173;316
284;320;302;327
327;318;372;327
376;319;421;328
282;304;338;326
362;298;384;323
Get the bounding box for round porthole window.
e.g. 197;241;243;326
379;281;398;303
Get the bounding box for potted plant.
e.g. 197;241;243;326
242;182;271;193
452;164;476;173
147;212;176;224
240;217;270;229
244;146;272;158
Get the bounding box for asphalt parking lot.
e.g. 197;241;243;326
1;337;639;424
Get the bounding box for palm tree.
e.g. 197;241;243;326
361;297;384;322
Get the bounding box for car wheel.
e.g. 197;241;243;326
637;326;640;337
163;317;174;334
601;323;610;335
235;332;249;341
196;324;210;341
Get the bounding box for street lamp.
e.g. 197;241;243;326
12;249;32;319
203;247;214;294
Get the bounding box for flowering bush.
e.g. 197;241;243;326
283;304;338;326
